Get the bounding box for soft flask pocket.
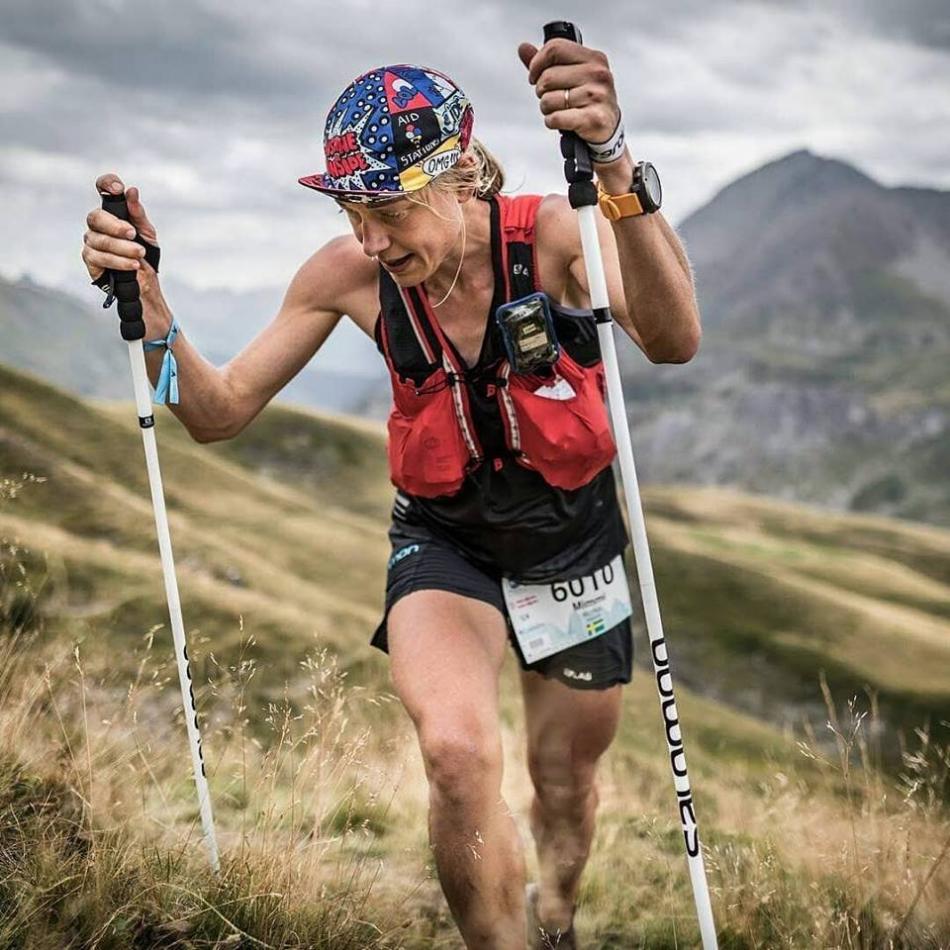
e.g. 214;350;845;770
506;350;616;489
388;368;476;498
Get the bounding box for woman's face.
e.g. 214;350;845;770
337;188;462;285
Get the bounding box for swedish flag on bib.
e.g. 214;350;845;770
585;617;607;637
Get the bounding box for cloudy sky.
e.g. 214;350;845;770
1;0;948;293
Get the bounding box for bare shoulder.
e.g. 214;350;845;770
286;234;379;336
535;193;579;257
534;193;581;303
534;191;624;314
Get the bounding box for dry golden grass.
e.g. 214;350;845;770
1;621;947;948
3;371;950;946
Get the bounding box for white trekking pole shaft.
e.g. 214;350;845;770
100;192;220;873
541;21;717;948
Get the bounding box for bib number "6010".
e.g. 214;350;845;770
550;561;616;602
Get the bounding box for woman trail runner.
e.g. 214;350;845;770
82;36;700;950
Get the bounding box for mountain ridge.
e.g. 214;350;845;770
624;147;950;524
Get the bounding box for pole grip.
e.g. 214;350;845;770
100;192;146;342
541;21;596;205
543;20;582;44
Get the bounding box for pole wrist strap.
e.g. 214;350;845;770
143;319;180;405
586;113;626;165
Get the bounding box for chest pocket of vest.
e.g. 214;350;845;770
504;349;615;490
388;364;481;498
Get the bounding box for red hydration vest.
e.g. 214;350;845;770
378;193;616;499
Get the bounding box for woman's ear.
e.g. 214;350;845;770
454;154;479;203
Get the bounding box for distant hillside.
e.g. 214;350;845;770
0;361;393;697
623;148;950;525
0;274;132;399
0;271;385;415
2;363;948;764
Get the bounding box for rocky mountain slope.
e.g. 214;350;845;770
621;149;950;524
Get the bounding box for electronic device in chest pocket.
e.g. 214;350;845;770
495;292;559;374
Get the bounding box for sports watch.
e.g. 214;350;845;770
597;161;662;220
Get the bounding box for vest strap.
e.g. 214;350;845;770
381;193;544;377
500;194;543;302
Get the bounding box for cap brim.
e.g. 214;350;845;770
298;174;406;204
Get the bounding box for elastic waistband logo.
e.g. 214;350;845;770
388;543;420;569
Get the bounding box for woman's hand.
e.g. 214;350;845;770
82;173;160;297
518;38;622;146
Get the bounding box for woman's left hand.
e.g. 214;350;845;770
518;38;621;144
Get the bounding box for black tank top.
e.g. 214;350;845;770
373;195;627;581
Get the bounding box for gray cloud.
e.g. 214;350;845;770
0;0;947;291
0;0;307;105
842;0;950;50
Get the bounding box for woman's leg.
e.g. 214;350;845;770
520;671;623;934
388;588;527;949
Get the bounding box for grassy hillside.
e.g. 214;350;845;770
643;487;950;759
1;362;948;947
1;363;393;699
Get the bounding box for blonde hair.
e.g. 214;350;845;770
404;138;505;220
436;138;505;200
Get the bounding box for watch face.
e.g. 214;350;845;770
643;164;662;208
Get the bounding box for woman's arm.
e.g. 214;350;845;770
135;236;368;442
520;39;701;364
539;185;700;365
589;154;701;363
212;236;376;440
84;175;374;442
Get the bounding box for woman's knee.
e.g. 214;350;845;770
419;718;503;807
523;682;621;815
528;750;599;816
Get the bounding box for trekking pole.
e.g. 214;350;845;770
541;21;718;948
99;191;220;873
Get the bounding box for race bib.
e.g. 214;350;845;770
502;554;633;664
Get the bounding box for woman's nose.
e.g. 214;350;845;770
360;220;390;258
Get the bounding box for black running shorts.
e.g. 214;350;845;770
371;522;634;691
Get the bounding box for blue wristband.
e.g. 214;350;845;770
143;319;180;405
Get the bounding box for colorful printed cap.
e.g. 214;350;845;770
299;64;474;203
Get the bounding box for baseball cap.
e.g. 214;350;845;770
299;64;474;203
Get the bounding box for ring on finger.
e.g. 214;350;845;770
564;87;571;108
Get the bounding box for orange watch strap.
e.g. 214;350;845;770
597;181;645;221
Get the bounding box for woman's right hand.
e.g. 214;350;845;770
82;173;160;292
